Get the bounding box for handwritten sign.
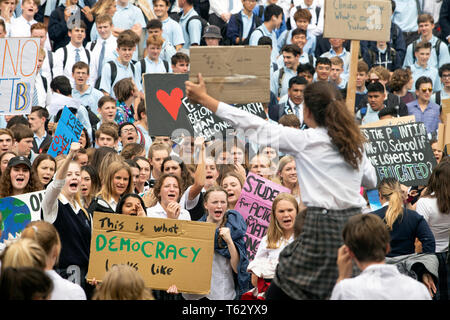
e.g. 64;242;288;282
361;122;437;186
189;46;271;104
144;73;194;137
183;98;267;140
360;115;416;129
0;38;40;115
234;172;290;261
0;190;45;242
323;0;391;41
48;107;84;157
87;212;216;294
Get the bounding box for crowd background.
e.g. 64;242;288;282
0;0;449;301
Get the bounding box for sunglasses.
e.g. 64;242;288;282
421;88;433;93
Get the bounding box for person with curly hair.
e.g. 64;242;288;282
0;156;42;198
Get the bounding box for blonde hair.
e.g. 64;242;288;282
92;264;154;300
1;238;46;271
266;193;299;249
97;161;133;201
98;152;123;184
21;221;61;257
378;178;404;230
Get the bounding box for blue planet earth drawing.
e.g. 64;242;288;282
0;196;31;242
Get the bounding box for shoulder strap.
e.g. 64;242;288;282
85;48;90;64
139;58;146;75
130;62;135;76
41;75;47;92
435;38;441;59
315;6;321;25
47;50;53;78
163;60;169;72
109;60;117;85
308;54;314;66
278;67;285;98
63;46;67;69
258;5;264;19
90;40;97;51
436;90;441;105
412;41;417;62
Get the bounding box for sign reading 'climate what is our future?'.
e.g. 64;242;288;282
87;212;216;294
0;38;40;115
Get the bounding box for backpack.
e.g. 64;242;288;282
277;67;285;98
412;39;441;64
174;12;209;45
96;60;136;90
229;12;262;45
63;46;91;69
368;46;397;69
138;58;169;74
435;90;442;106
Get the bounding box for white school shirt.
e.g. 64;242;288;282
86;34;118;84
215;102;377;209
46;270;87;300
415;197;450;253
330;264;431;300
146;202;191;221
9;15;36;36
161;17;185;47
53;43;94;87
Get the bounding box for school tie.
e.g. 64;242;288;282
294;105;300;119
32;83;39;106
229;0;233;11
98;41;106;77
75;48;80;62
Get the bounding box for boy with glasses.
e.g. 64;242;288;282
432;63;450;106
407;76;442;136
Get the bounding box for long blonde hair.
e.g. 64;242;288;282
97;161;133;202
378;178;404;230
266;193;299;249
92;264;154;300
1;238;46;271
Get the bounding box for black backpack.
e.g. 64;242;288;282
174;12;209;45
229;12;262;45
138;58;169;74
96;60;136;90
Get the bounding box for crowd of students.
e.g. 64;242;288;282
0;0;449;301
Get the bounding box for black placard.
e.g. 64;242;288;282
361;122;437;186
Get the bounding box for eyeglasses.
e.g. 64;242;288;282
121;128;136;134
421;88;433;93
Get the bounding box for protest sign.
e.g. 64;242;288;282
323;0;391;41
0;38;40;115
183;99;267;140
361;122;437;186
87;212;216;294
0;190;45;242
48;106;84;157
366;189;382;211
360;115;416;128
143;73;194;137
234;172;290;261
189;46;271;104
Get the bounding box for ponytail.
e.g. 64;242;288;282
378;178;404;230
304;82;365;169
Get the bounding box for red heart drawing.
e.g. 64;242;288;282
156;88;184;121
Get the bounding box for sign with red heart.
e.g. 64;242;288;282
143;73;194;137
156;88;184;121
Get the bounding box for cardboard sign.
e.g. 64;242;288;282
360;115;416;128
183;99;267;140
87;212;216;294
323;0;391;41
144;73;195;137
0;191;45;242
189;46;271;104
366;189;382;211
48;107;84;157
0;38;40;115
361;122;437;186
234;173;290;261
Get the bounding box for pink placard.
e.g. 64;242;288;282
234;172;291;261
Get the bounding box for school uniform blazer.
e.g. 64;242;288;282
371;206;436;257
226;11;261;45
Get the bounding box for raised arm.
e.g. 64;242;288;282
42;143;81;224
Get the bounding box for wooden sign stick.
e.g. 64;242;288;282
346;40;360;115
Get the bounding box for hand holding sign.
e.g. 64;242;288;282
68;142;81;158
